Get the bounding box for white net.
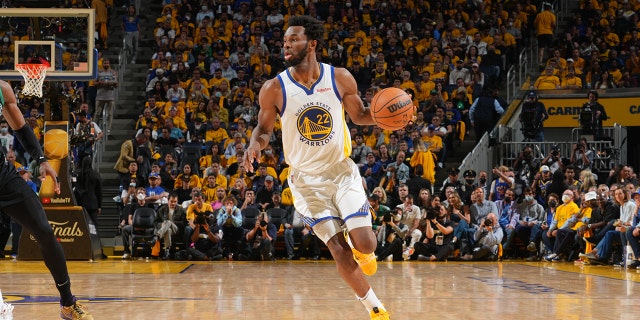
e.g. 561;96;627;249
15;64;48;98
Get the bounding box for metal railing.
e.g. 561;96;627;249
497;140;619;172
506;65;516;103
506;48;529;104
457;131;494;182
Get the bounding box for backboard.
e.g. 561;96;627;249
0;8;96;81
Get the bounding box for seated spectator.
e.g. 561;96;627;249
515;187;547;259
533;65;561;90
256;175;278;209
199;144;221;175
136;108;160;132
205;117;230;147
495;188;519;255
174;163;201;190
542;189;579;257
145;172;169;208
155;127;182;160
187;116;208;145
202;161;227;189
251;163;272;192
284;204;322;260
461;213;503;261
240;188;260;211
580;188;636;265
395;194;423;254
155;192;187;260
179;209;223;261
121;188;156;259
184;190;214;243
560;67;583;89
412;205;455;261
239;211;277;261
545;191;595;262
360;152;383;193
146;68;169;96
207;187;227;212
375;207;409;261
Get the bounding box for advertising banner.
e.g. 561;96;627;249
540;97;640;127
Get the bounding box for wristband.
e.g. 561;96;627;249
37;155;48;165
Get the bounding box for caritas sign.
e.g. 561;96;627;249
19;206;102;260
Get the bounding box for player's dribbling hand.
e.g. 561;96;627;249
39;161;61;195
243;145;261;173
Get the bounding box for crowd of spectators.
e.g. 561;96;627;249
534;0;640;90
108;0;639;264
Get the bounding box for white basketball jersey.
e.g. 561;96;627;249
277;63;351;173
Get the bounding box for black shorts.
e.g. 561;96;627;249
0;165;37;209
537;34;553;48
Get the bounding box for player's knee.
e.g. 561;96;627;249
349;227;377;254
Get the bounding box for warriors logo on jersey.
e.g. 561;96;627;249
296;103;335;145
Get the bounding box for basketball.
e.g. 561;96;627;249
370;87;414;131
43;129;69;159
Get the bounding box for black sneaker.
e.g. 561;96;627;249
628;260;640;269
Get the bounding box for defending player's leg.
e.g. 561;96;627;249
3;194;93;319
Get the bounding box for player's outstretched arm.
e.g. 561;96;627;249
0;81;60;194
243;78;282;173
334;67;375;126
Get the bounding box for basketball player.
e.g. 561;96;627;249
243;16;390;319
0;80;93;319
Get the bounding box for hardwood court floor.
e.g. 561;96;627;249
1;258;640;320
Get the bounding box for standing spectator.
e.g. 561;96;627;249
73;110;103;164
94;58;118;136
534;2;556;68
73;156;102;244
114;132;148;177
519;91;548;142
578;90;608;141
469;89;504;141
122;4;140;64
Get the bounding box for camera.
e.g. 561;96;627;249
382;213;392;223
484;218;493;227
426;207;438;220
195;213;207;225
260;220;268;227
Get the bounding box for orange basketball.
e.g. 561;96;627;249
370;87;414;131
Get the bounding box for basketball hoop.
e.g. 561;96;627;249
15;63;48;98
